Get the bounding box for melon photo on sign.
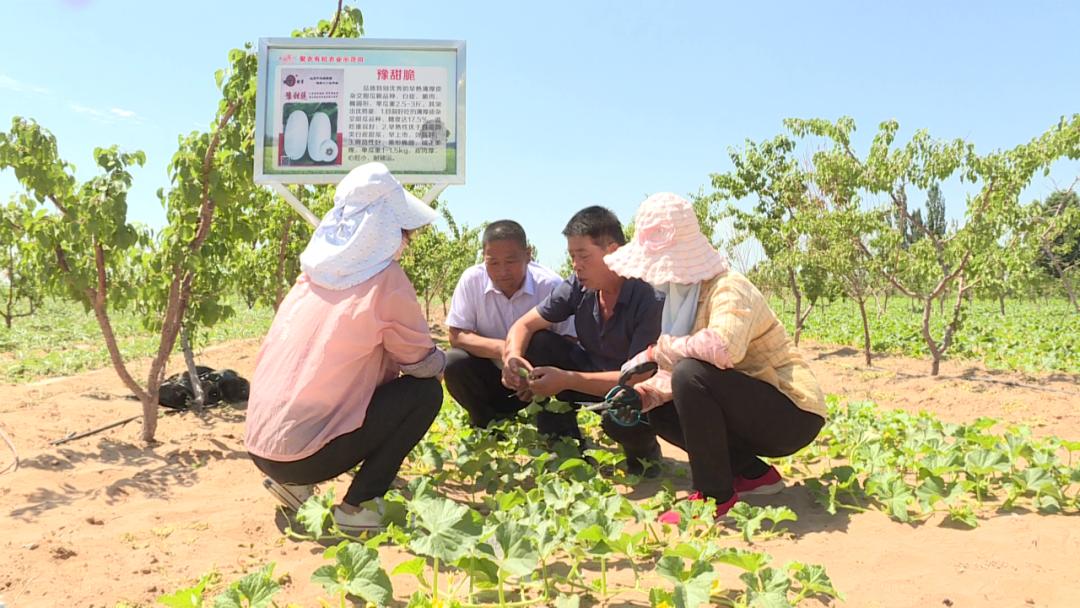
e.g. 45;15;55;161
307;111;333;162
283;109;309;161
279;102;340;166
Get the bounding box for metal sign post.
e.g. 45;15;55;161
268;183;320;227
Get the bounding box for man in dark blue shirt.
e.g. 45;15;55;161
502;206;665;457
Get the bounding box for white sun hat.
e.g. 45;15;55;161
300;162;438;289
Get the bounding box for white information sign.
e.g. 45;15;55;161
254;38;465;185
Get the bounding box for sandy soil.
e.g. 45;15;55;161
1;337;1078;607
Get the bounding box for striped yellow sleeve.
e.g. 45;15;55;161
701;276;758;366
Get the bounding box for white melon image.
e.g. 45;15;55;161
318;139;339;163
283;110;309;161
307;112;333;162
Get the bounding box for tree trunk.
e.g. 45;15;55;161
919;297;943;376
180;327;205;412
55;240;154;438
922;276;971;377
795;303;814;348
1042;244;1078;312
143;275;184;442
274;217;295;311
788;269;803;346
857;296;872;367
141;101;238;442
5;254;13;328
998;294;1006;316
793;298;802;345
1062;273;1079;313
938;278;969;367
54;242;145;398
91;295;157;425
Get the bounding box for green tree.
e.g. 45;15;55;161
0;119;158;409
926;182;947;239
0;3;365;440
400;201;481;321
710;133;833;346
788;120;889;365
232;186;332;311
908;209;925;246
1032;189;1080;311
787;115;1080;375
0;196;46;328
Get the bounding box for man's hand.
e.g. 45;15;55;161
527;366;568;398
502;355;532;391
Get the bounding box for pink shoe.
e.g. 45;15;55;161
734;466;785;496
657;490;739;525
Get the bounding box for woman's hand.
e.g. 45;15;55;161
620;346;657;385
636;384;667;413
620;346;655;375
527;366;568;398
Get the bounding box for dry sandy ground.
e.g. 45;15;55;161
1;338;1078;608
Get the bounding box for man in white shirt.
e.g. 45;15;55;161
444;220;573;429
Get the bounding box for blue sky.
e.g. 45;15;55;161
2;0;1078;269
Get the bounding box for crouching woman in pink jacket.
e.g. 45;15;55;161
244;163;445;534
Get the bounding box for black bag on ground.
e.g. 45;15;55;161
158;366;250;410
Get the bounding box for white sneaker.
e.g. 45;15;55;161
333;499;386;534
262;477;315;511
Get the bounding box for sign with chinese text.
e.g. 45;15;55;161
255;38;465;184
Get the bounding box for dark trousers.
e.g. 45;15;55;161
524;330;604;441
444;331;596;440
602;358;824;501
250;375;443;506
443;348;526;428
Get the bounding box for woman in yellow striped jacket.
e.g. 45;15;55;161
603;192;826;523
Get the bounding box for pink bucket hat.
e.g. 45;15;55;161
605;192;728;285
